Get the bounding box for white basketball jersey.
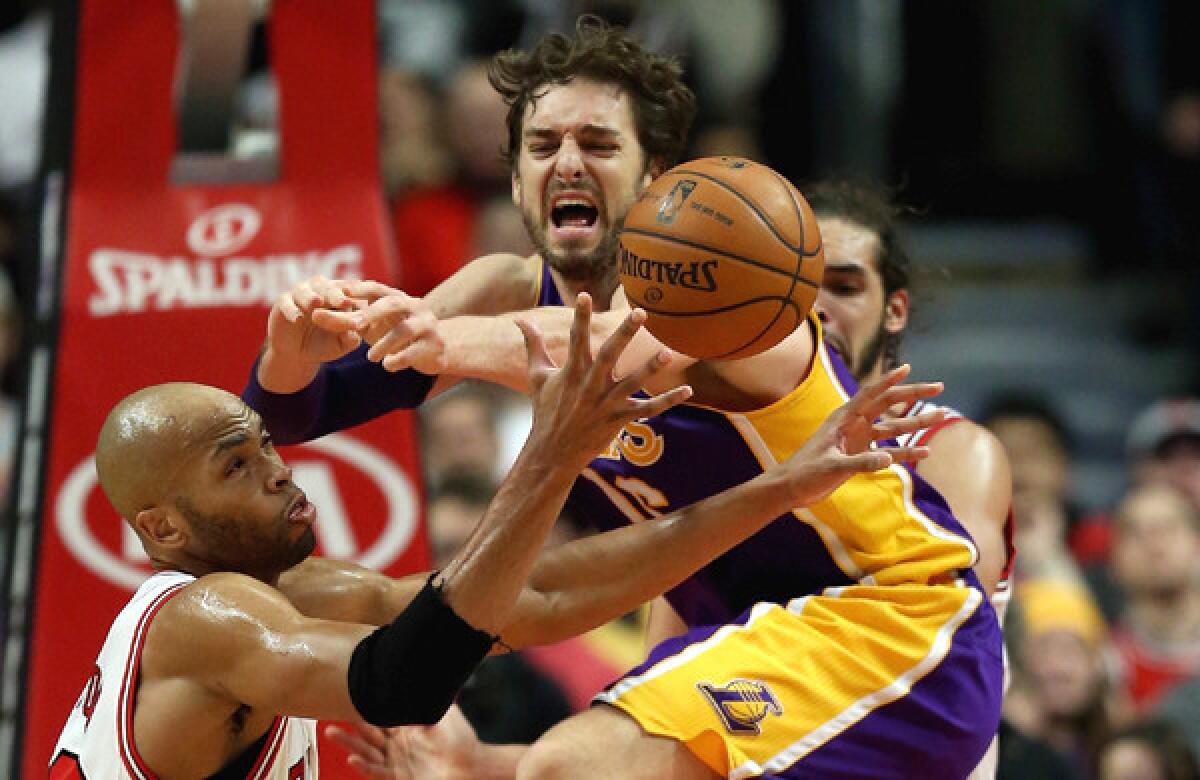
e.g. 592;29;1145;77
50;570;318;779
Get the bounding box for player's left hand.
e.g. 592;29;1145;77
780;364;946;507
312;280;449;375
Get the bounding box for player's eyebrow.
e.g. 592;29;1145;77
213;432;250;456
524;124;621;140
823;263;867;275
211;414;264;457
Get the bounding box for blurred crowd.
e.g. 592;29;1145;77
3;1;1200;777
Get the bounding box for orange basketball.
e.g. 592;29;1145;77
618;157;824;360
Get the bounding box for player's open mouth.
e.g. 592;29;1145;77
550;194;600;239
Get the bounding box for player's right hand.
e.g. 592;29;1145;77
780;365;946;507
325;704;482;780
265;276;365;367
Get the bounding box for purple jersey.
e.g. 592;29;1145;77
540;261;979;627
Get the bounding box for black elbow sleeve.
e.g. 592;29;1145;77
346;576;495;726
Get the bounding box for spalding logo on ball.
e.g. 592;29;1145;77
618;157;824;360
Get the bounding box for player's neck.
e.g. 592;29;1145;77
547;264;619;311
154;554;282;588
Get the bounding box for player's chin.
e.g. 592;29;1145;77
288;527;318;564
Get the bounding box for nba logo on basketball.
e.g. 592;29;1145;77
697;679;783;736
656;179;695;225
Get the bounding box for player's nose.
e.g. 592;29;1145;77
265;463;292;492
554;137;585;181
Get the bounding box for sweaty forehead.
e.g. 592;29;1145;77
179;393;260;451
524;80;635;135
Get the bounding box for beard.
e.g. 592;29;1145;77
177;496;316;579
850;321;888;381
522;206;623;284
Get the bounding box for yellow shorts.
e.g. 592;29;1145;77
594;583;1003;779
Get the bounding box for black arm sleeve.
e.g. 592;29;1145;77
241;343;437;445
346;575;495;727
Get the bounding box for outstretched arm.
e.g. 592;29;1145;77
499;363;945;648
285;366;945;649
313;284;628;394
244;255;535;443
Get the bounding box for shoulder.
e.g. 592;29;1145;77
276;557;404;624
923;418;1007;467
145;573;297;676
467;252;540;279
429;253;544;316
917;418;1012;515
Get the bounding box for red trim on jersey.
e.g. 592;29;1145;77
117;582;187;780
999;507;1017;584
248;717;287;780
912;415;966;448
49;750;86;779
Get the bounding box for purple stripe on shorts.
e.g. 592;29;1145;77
770;601;1003;780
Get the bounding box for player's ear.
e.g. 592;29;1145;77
511;170;522;207
133;506;187;549
884;289;909;335
644;156;666;186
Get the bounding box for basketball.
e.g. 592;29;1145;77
618;157;824;360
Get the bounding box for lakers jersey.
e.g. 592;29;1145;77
568;315;980;628
894;397;1015;627
50;571;318;779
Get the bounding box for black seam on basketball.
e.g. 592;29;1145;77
752;166;807;352
621;227;819;290
634;294;799;318
670;168;819;256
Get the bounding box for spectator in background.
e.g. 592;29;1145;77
382;59;531;297
1127;398;1200;509
377;67;471;297
1004;579;1130;779
418;382;504;490
1110;483;1200;713
424;473;573;744
1097;719;1200;780
981;394;1093;583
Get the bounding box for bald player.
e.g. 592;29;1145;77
51;300;933;778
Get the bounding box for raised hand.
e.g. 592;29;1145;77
519;293;692;473
780;364;946;507
312;280;446;375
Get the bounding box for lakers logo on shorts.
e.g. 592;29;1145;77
657;180;695;225
697;679;783;736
